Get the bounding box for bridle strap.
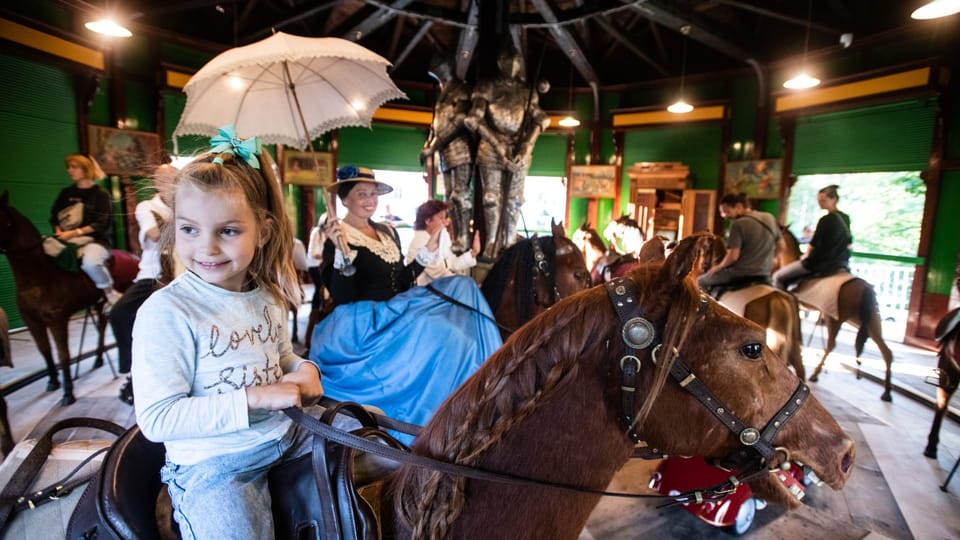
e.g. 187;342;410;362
657;345;810;464
530;235;561;307
605;277;658;443
604;275;811;467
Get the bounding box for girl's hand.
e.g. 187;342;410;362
324;219;343;248
245;382;302;410
281;363;324;405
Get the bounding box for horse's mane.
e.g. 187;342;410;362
392;261;703;538
481;236;557;322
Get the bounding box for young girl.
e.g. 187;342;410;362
131;128;323;539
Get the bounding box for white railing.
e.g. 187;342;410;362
849;258;915;324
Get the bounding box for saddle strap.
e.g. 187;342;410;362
0;417;125;532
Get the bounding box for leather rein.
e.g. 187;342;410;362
298;275;810;506
605;276;811;497
529;234;562;308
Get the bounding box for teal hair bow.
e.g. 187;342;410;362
209;125;261;169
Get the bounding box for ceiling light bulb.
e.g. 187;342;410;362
227;75;246;90
558;115;580;128
351;100;366;111
783;72;821;89
911;0;960;19
84;18;132;38
667;100;694;114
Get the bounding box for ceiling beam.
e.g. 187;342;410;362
242;2;338;42
391;20;434;73
342;0;415;42
593;16;670;77
626;0;752;63
454;0;480;80
715;0;840;34
528;0;598;86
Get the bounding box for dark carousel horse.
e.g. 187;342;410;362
385;234;855;539
0;192;137;406
780;226;894;401
481;220;591;339
0;306;13;456
924;291;960;459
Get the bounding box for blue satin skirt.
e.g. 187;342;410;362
308;276;502;442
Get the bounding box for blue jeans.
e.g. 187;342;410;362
772;260;812;290
77;241;113;289
161;409;362;539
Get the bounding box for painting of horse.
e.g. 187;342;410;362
924;302;960;459
780;226;894;401
384;235;855;539
0;192;136;405
480;220;591;339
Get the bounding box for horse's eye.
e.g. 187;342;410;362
741;343;763;360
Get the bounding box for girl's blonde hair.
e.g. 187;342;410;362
64;154;105;181
156;149;301;307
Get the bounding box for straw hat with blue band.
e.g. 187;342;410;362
327;164;393;198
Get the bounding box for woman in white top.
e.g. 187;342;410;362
406;199;480;285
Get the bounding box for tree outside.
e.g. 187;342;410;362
785;172;926;257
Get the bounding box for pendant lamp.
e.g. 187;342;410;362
667;25;694;114
911;0;960;19
783;0;820;89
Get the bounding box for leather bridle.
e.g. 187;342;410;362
530;234;562;308
605;276;811;481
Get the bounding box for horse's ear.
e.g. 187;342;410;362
637;238;665;263
662;234;711;281
551;219;565;238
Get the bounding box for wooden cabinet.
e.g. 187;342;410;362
626;162;716;242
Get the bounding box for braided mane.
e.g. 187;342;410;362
389;259;703;539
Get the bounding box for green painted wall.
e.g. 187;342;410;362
621;124;724;192
928;171;960;295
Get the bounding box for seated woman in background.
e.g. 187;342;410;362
406;199;480;286
310;165;501;437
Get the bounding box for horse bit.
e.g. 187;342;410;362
605;276;811;501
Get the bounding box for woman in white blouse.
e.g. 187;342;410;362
406;199;480;285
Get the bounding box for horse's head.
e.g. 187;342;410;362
550;220;591;292
395;234;854;538
0;191;39;253
627;236;854;508
776;224;802;271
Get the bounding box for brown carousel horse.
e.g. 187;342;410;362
779;226;894;401
0;192;138;406
924;286;960;459
384;234;855;539
480;220;592;339
694;233;806;380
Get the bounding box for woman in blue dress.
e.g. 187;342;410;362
309;165;501;436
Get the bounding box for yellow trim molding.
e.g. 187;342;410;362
372;107;433;126
165;69;192;89
0;18;104;71
613;105;725;128
775;67;931;112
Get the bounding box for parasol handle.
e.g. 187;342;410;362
281;59;355;276
323;191;356;277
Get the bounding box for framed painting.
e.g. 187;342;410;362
88;126;162;176
569;164;617;199
282;149;333;187
724;159;783;199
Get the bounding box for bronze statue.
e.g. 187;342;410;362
420;55;476;255
464;44;549;260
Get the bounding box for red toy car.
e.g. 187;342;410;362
648;456;808;535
